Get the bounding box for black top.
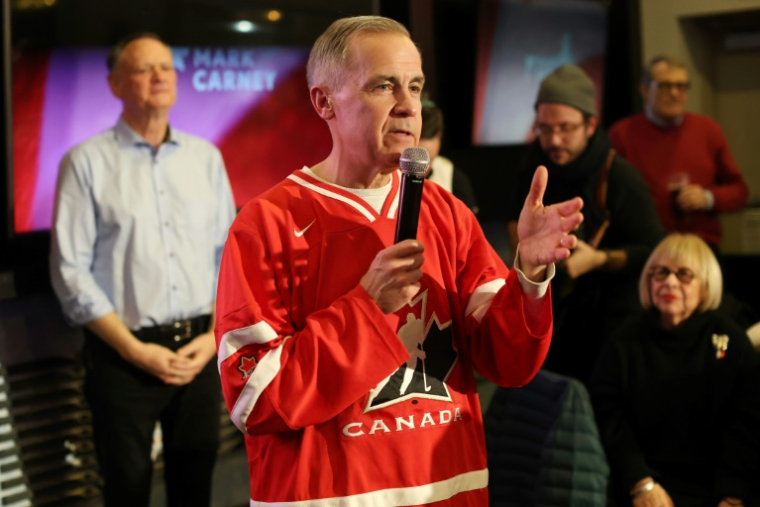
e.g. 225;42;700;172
589;309;760;506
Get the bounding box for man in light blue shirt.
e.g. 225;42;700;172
50;33;236;506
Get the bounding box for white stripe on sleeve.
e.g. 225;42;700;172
464;279;506;323
218;320;279;372
229;336;291;434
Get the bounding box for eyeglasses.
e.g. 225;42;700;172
652;81;691;93
649;265;695;284
533;121;585;138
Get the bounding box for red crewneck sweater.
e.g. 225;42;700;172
609;112;748;246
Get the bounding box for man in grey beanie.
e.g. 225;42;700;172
506;64;664;383
531;63;599;165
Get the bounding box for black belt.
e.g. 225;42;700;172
132;314;212;344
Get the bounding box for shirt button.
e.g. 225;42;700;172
169;252;175;258
164;221;170;227
174;335;181;342
172;285;177;291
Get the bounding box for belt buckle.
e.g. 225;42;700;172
173;319;193;342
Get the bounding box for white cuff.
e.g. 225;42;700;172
704;189;714;210
513;244;555;300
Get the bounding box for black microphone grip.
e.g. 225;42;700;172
394;173;425;243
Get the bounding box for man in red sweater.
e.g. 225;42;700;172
609;55;748;249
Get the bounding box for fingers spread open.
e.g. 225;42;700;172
553;247;572;262
525;165;548;207
561;211;584;233
562;234;578;250
555;196;584;216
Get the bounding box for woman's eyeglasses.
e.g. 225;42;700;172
649;265;695;284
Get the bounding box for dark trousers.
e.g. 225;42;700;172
83;326;220;507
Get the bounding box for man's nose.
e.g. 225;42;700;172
393;89;418;117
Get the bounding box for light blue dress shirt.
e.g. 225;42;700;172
50;117;237;330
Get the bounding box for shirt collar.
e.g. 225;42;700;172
645;107;684;129
114;116;180;147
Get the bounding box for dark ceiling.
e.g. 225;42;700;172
9;0;379;47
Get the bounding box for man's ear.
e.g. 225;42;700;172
107;73;121;99
310;85;334;120
586;115;599;136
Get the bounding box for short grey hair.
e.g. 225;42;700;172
641;55;687;88
107;32;169;73
639;233;723;312
307;16;412;90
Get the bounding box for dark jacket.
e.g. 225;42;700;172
485;369;609;506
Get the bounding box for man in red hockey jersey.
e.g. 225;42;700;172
215;15;583;506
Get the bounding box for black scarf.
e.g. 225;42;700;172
522;129;612;242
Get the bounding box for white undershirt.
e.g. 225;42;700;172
302;167;391;214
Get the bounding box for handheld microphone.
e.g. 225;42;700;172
395;147;430;243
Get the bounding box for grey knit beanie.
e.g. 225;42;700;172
535;64;597;116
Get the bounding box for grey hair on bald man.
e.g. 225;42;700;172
307;16;413;91
641;55;687;88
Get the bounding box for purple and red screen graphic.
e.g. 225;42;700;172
473;0;607;146
12;46;332;233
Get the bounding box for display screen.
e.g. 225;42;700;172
11;45;331;233
473;0;607;146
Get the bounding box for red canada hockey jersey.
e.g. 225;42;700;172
215;168;552;506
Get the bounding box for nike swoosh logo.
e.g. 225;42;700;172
294;219;316;238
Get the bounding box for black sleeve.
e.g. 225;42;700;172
451;167;480;215
588;321;656;493
604;157;666;275
715;327;760;501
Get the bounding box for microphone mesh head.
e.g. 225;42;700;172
399;147;430;176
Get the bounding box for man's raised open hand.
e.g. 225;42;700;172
517;165;584;281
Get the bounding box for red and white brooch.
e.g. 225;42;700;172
711;334;729;359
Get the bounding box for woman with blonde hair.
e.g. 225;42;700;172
589;233;760;507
